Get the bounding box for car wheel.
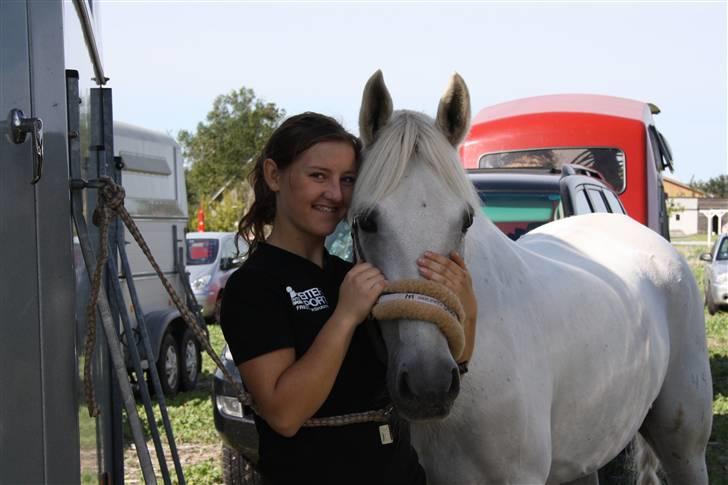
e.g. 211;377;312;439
222;444;262;485
706;284;718;315
214;294;223;325
179;328;201;391
156;331;180;397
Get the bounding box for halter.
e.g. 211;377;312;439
351;217;467;363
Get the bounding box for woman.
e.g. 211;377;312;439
220;112;476;484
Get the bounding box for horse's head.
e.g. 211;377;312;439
352;71;479;421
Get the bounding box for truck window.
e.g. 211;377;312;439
479;147;626;193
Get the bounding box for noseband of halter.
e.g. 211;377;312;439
352;218;466;362
372;279;466;361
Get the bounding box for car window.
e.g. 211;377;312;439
602;190;625;214
587;188;609;213
573;190;592;214
325;221;354;262
186;239;219;265
221;238;237;259
477;191;562;240
717;238;728;261
711;239;720;259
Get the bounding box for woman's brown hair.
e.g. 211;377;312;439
237;112;362;254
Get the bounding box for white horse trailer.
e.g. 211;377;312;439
112;121;203;397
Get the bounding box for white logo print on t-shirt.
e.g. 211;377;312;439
286;286;329;312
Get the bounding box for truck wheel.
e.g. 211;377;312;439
222;444;262;485
157;331;180;396
179;328;201;391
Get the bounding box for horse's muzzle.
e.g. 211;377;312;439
387;331;461;421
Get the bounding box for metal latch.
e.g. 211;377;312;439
8;109;44;184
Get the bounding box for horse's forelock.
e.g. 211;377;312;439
350;110;480;220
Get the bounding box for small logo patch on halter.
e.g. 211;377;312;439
378;292;458;320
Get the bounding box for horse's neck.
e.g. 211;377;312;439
465;216;529;286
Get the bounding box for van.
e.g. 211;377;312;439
186;232;248;323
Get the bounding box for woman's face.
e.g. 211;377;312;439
271;140;357;241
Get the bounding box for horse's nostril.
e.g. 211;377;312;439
449;368;460;397
399;370;414;400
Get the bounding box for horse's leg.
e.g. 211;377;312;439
636;350;712;485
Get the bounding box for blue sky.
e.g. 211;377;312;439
97;1;727;183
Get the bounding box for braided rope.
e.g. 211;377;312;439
82;177;393;427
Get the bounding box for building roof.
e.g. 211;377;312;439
663;176;707;197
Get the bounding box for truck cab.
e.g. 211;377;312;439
460;94;674;239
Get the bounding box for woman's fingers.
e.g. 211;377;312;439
418;252;459;278
449;251;468;270
418;251;464;287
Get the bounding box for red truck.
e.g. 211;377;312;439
460;94;674;239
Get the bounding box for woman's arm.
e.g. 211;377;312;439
238;262;386;437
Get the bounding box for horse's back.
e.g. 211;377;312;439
517;213;711;481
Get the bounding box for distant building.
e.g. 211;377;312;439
663;176;707;198
665;176;728;236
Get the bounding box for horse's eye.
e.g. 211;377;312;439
462;208;474;233
358;211;378;233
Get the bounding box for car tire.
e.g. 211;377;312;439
179;328;201;392
707;288;718;315
214;293;223;325
156;331;180;397
222;444;262;485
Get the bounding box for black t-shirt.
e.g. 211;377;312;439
220;242;425;485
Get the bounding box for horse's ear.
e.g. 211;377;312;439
436;73;471;147
359;70;393;146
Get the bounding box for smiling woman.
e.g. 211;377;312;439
217;111;477;484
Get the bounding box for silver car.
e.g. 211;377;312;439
186;232;247;323
700;233;728;314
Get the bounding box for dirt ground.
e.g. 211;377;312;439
124;442;220;484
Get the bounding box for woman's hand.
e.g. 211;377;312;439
417;251;477;324
335;262;388;327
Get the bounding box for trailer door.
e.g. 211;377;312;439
0;1;79;482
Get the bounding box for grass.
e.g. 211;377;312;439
671;232;715;244
674;244;728;483
121;325;228;483
118;258;728;484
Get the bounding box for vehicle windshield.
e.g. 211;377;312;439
717;238;728;261
479;147;626;193
186;239;220;265
477;191;563;240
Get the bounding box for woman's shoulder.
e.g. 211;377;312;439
225;248;279;293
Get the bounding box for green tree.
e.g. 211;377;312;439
179;87;285;216
690;174;728;198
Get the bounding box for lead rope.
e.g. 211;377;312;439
83;177;392;426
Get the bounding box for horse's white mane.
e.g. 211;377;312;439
350;110;480;219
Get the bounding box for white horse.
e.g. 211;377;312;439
351;71;713;485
